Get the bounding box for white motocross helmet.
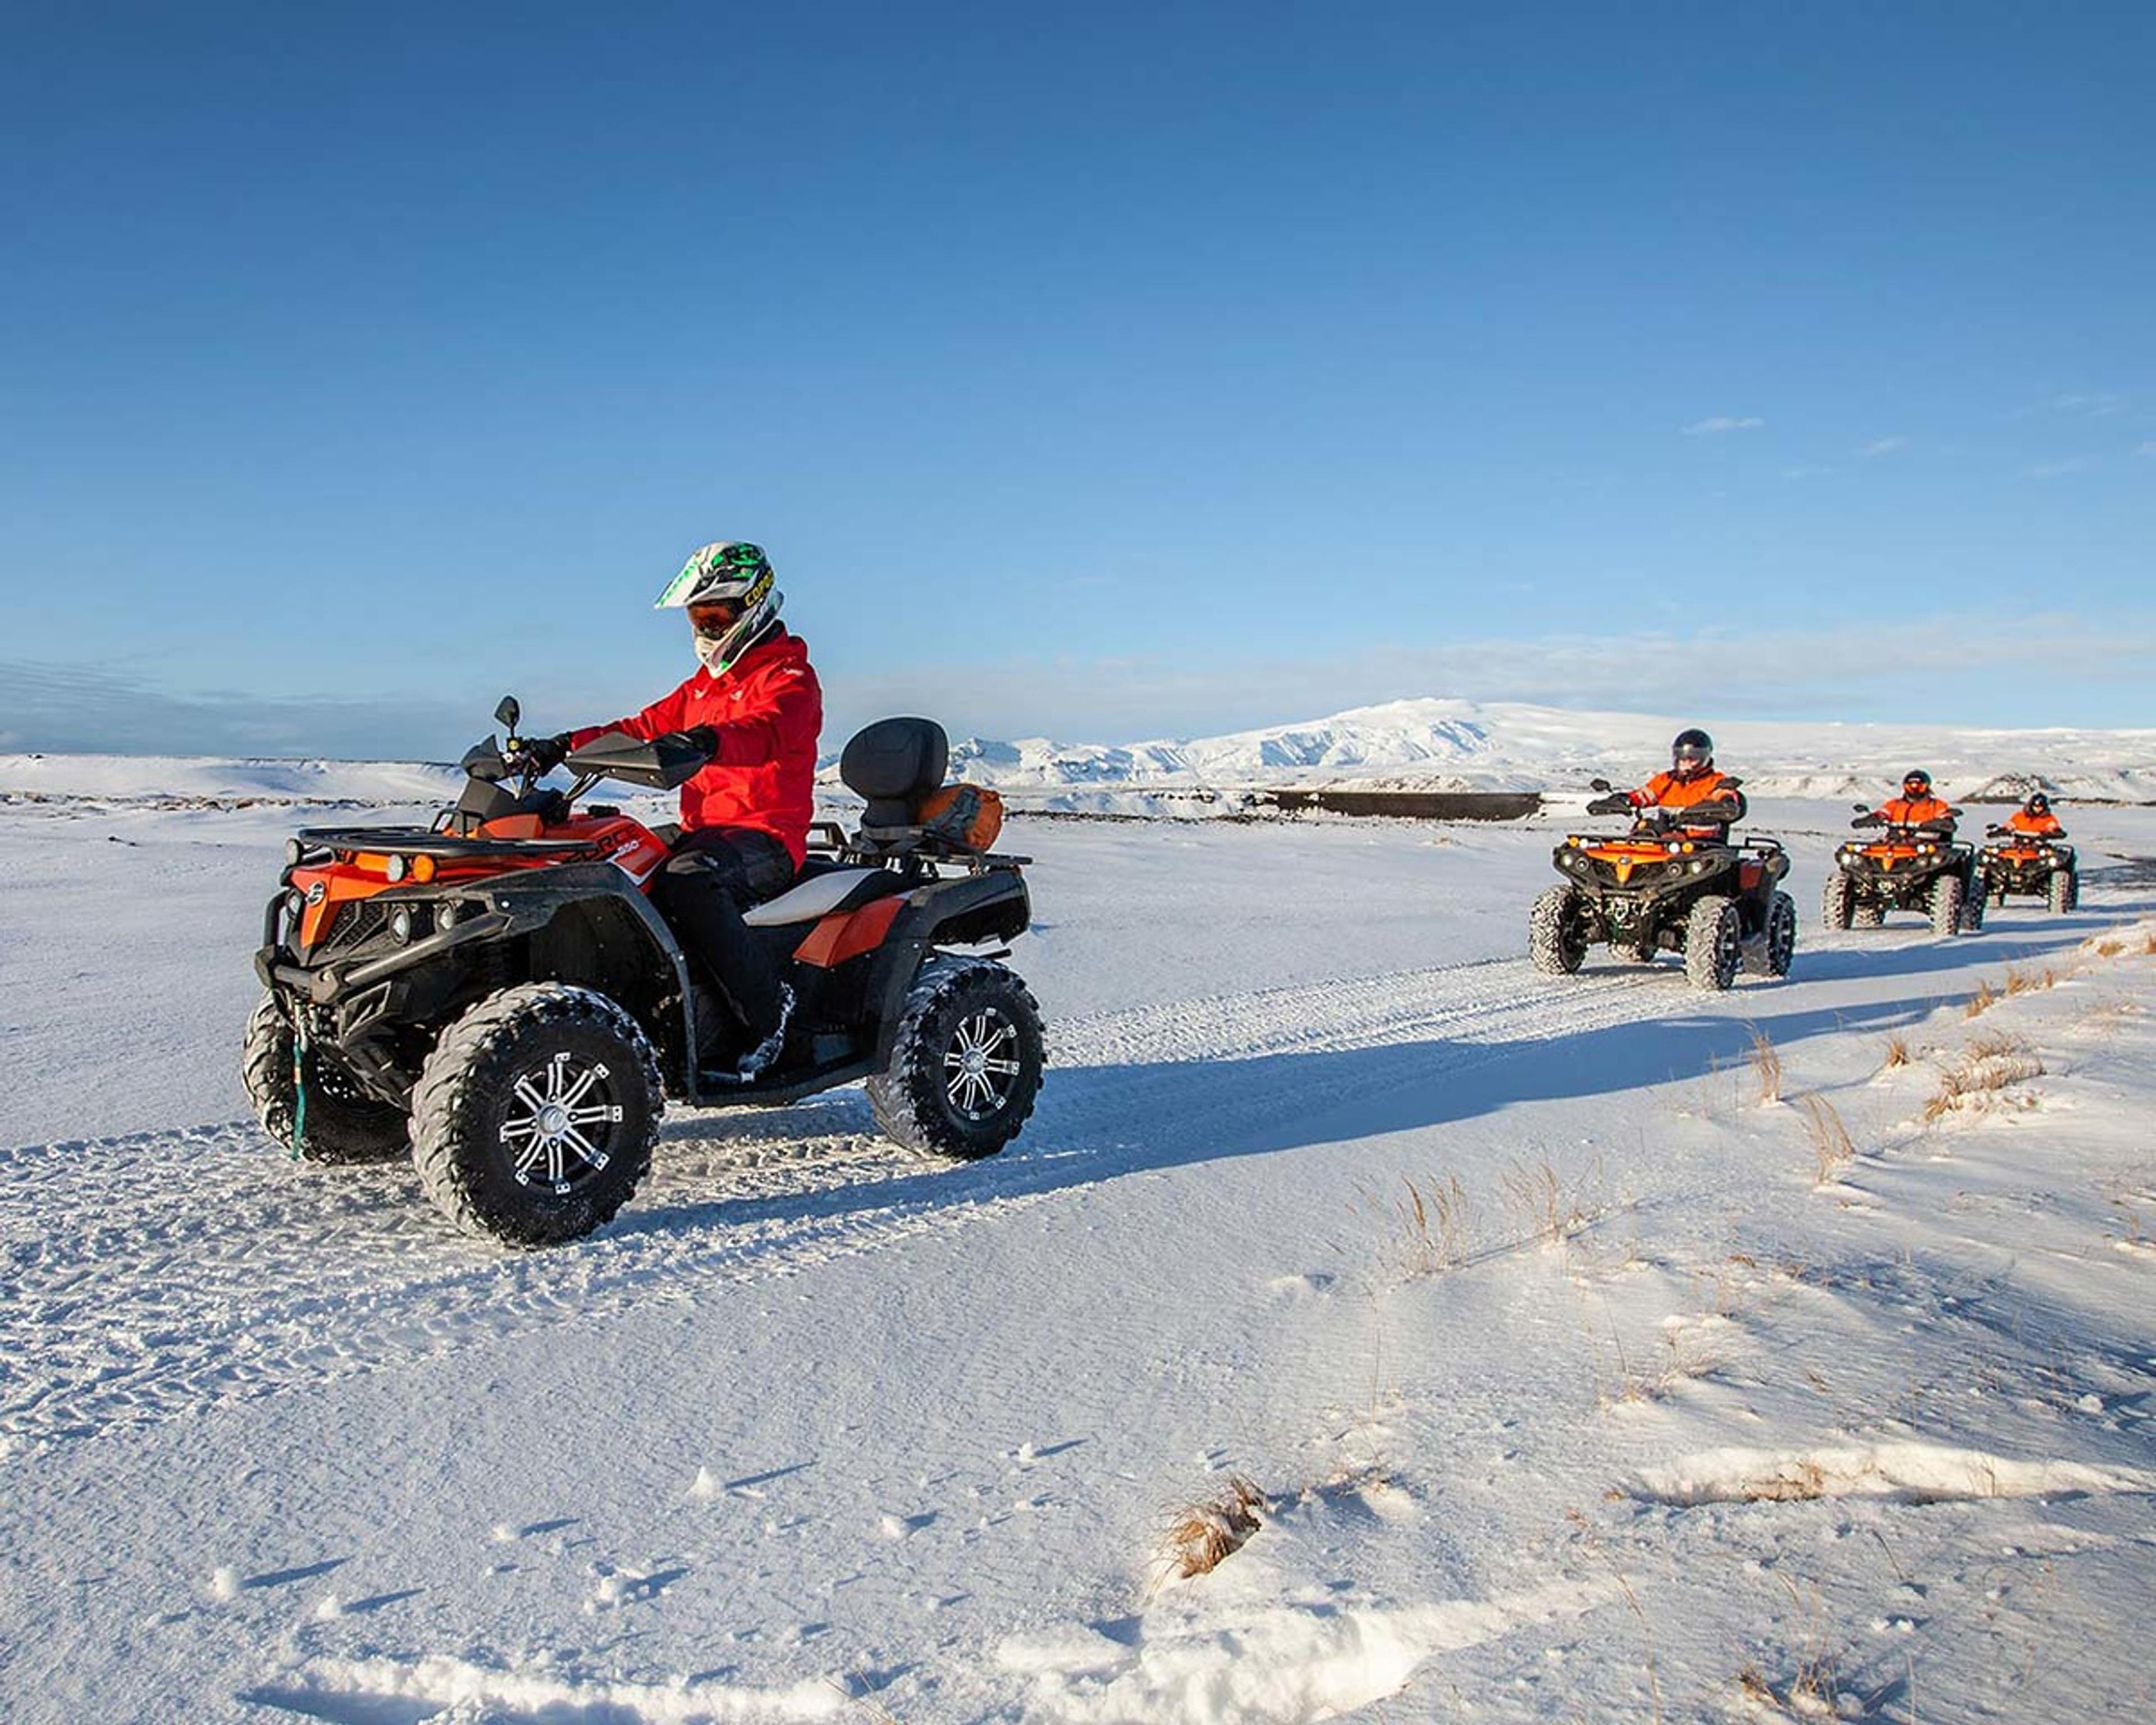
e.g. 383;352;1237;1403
655;540;783;673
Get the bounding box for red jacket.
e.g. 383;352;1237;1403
572;629;823;865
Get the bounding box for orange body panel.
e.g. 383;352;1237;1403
1583;839;1684;887
1858;842;1924;870
289;866;394;947
289;813;677;947
793;896;906;969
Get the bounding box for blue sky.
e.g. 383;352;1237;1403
2;2;2150;756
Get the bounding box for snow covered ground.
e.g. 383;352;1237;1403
4;766;2155;1722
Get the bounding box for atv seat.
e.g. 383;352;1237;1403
841;717;961;856
741;866;901;927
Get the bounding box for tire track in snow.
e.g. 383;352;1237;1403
0;953;1710;1452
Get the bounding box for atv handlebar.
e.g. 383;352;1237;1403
561;728;716;791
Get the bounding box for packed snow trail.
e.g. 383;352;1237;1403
4;948;1753;1454
0;900;2110;1458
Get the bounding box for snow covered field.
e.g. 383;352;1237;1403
4;772;2155;1722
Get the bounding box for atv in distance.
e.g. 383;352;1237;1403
1530;778;1795;991
1821;804;1983;936
1977;826;2079;914
243;699;1044;1247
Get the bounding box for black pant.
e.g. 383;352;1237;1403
654;827;796;1049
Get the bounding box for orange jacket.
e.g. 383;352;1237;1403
1629;769;1743;829
2006;807;2064;837
571;628;824;865
1875;794;1954;828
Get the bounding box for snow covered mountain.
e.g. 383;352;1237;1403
7;696;2154;814
942;697;2156;810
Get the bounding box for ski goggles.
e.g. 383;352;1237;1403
1902;775;1932;793
688;599;744;638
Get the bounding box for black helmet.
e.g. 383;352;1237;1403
1671;728;1714;775
2026;792;2050;815
1902;769;1932;795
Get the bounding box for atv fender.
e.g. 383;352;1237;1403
866;871;1032;1066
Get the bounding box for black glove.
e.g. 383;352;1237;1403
1851;812;1884;829
509;732;571;775
1586;793;1630;816
682;724;720;761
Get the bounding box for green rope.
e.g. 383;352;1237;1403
290;1018;308;1160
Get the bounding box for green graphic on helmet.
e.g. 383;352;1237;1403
655;540;776;610
654;539;785;673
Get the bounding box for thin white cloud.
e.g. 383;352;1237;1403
2022;457;2093;480
1859;436;1909;458
831;613;2156;745
1682;416;1765;436
2051;391;2123;416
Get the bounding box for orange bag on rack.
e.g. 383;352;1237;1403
917;783;1004;852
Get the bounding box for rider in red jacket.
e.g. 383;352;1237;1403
565;624;821;866
520;541;824;1078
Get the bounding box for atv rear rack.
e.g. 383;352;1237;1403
293;826;597;860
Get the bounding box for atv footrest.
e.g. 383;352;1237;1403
695;1055;875;1107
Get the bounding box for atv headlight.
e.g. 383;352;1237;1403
437;900;459;930
389;906;414;944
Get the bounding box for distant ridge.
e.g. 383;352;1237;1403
7;697;2154;814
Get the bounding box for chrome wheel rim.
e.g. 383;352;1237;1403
499;1051;622;1193
944;1007;1022;1121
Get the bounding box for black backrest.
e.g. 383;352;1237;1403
840;717;949;828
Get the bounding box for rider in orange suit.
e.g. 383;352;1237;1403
1602;728;1747;834
1864;770;1956;831
2004;792;2066;838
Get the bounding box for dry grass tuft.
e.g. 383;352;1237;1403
2088;937;2125;959
1502;1158;1595;1245
1922;1033;2046;1122
1384;1173;1474;1279
1879;1034;1912;1071
1158;1475;1267;1582
2143;932;2156;956
1747;1025;1784;1106
1797;1096;1857;1185
2002;964;2061;997
1963;979;1999;1019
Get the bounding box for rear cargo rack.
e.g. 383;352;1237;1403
294;825;596;859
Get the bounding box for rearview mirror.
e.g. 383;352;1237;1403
1589;777;1613;793
1852;802;1871;813
495;695;520;733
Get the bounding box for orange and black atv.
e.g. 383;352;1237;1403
1529;778;1794;991
243;700;1043;1247
1977;825;2079;915
1821;805;1983;935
